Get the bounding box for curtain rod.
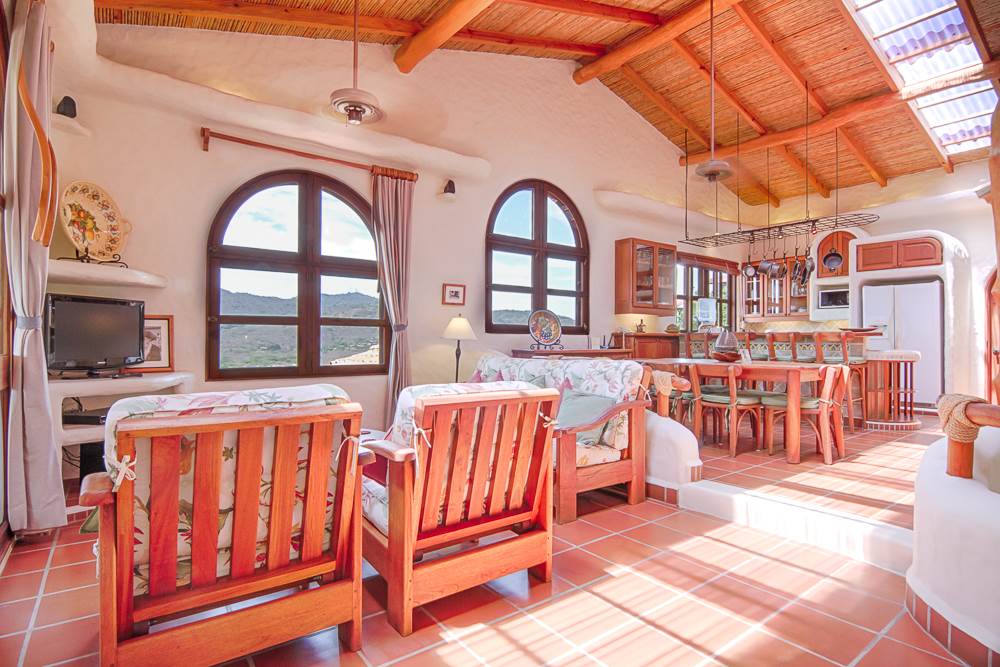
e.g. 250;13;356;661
199;127;419;182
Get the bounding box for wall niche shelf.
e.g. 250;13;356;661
48;259;167;289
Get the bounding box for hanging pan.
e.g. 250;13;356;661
791;237;804;283
775;235;788;279
822;246;844;271
742;237;757;278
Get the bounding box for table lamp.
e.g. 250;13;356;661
442;314;477;382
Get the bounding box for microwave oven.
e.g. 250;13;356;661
818;287;849;309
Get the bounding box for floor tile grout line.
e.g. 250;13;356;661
43;650;99;667
15;527;60;667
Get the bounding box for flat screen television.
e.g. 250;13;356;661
45;294;145;375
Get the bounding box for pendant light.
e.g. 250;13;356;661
329;0;384;125
695;0;733;183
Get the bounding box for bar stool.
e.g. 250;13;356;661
762;365;848;464
814;332;867;432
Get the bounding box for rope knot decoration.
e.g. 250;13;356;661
937;394;988;443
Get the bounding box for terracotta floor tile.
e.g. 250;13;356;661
667;535;754;573
55;525;96;546
828;560;906;603
798;579;902;631
11;533;54;553
359;608;444;666
529;589;634;646
764;601;877;664
644;596;753;656
0;571;43;603
656;511;731;537
461;611;574;666
621;523;692;551
581;534;658;566
553;521;611;546
35;584;99;627
585;570;677;616
696;458;756;472
634;552;720;594
44;561;98;594
553;537;573;553
22;615;99;667
586;621;709;667
362;574;387;616
857;638;959;667
0;634;25;667
714;473;775;491
51;541;98;568
391;641;480;666
613;500;678;521
3;549;50;575
886;613;957;661
875;504;915;529
763;542;850;576
690;575;787;624
552;548;616;586
702;466;734;480
423;585;519;634
252;628;366;667
577;508;648;532
485;570;572;609
48;656;99;667
717;629;837;667
0;599;35;636
727;555;824;601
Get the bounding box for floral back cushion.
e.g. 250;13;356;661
103;384;352;595
470;352;644;450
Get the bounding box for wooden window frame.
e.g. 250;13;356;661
674;256;736;333
485;180;590;335
206;170;389;380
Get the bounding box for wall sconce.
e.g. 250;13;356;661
438;179;456;201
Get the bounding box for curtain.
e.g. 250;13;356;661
3;0;64;532
371;167;415;423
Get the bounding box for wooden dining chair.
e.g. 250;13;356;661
814;332;867;432
361;388;560;636
766;332;799;362
762;365;849;463
683;332;712;358
689;364;763;457
80;393;369;667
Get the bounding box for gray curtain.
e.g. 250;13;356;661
4;0;65;532
371;168;415;423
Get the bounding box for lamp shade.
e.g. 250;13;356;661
442;315;477;341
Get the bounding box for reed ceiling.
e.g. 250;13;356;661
94;0;998;207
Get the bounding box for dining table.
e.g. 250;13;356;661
636;357;829;464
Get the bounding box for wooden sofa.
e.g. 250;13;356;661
79;385;369;667
472;352;651;523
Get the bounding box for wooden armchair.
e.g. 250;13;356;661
361;387;560;636
80;391;370;667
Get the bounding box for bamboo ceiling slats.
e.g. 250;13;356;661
94;0;995;205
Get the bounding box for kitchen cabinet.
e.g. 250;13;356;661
615;238;677;316
817;231;856;278
743;257;809;322
857;237;942;272
610;332;680;359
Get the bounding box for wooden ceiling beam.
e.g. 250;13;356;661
572;0;741;84
93;0;606;58
732;2;886;188
776;145;829;198
395;0;499;73
502;0;659;25
618;65;779;207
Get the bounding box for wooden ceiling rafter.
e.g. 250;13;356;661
833;0;955;174
394;0;499;73
92;0;607;58
618;65;780;208
572;0;742;84
732;1;887;188
502;0;660;25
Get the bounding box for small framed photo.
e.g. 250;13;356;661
442;283;466;306
133;314;174;373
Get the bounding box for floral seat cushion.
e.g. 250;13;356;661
103;384;352;596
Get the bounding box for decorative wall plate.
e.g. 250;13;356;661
59;181;132;260
528;309;562;347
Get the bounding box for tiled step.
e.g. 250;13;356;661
679;480;913;574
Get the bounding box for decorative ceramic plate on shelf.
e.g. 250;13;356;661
528;309;563;346
59;181;132;260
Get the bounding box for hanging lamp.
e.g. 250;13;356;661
329;0;384;125
695;0;733;183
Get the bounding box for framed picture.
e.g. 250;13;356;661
442;283;466;306
133;314;174;372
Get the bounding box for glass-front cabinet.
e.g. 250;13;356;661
742;256;809;322
615;238;677;316
744;272;763;319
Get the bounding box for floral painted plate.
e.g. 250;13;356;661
60;181;132;260
528;309;562;346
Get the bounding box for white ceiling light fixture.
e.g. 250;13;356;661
695;0;732;183
329;0;384;125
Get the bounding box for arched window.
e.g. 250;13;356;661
486;180;589;334
206;170;389;379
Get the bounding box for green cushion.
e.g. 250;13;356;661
741;389;785;398
703;392;762;406
760;394;822;409
557;390;615;446
701;384;728;393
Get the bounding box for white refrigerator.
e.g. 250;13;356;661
861;282;944;405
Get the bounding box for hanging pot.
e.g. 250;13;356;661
800;247;815;286
791;246;804;283
767;252;782;278
822;247;844;271
742;240;757;278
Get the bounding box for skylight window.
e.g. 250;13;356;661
851;0;997;155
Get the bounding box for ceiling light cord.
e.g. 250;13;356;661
353;0;359;89
709;0;716;162
804;85;809;222
736;112;741;232
684;130;690;240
